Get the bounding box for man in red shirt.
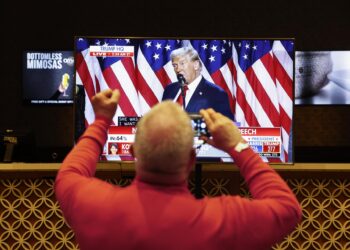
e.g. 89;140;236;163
55;89;301;250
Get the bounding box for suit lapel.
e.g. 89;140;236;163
186;78;206;111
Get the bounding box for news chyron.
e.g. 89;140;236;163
22;51;74;105
89;44;134;57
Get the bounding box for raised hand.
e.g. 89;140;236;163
91;89;120;121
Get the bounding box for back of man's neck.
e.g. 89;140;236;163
136;169;188;187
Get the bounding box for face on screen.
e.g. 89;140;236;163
74;37;295;163
172;55;200;84
109;144;118;155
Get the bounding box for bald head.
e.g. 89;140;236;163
133;101;194;176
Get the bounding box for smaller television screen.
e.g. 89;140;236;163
295;50;350;105
22;51;75;105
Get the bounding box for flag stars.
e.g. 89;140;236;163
252;45;257;50
209;55;215;62
211;45;218;52
145;41;152;47
221;47;226;54
201;43;208;50
243;54;248;60
165;44;171;51
153;53;160;60
125;39;130;44
245;43;250;49
155;42;162;50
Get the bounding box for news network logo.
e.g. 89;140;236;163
63;56;74;66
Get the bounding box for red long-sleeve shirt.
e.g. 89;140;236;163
55;116;301;250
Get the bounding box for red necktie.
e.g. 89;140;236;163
176;85;188;106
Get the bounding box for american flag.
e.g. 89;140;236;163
75;38;294;162
76;38;140;126
136;39;182;114
231;40;294;161
190;40;236;118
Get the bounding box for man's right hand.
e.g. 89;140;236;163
199;108;244;153
91;89;120;121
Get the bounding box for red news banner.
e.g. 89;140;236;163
240;127;282;158
105;126;136;155
105;126;282;159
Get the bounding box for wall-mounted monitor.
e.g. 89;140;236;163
22;51;75;105
75;37;295;163
295;50;350;105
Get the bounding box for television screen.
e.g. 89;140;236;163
75;37;294;163
22;50;75;105
295;50;350;105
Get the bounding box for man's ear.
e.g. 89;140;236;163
186;148;196;174
194;60;200;71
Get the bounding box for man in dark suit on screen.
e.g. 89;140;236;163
162;46;235;121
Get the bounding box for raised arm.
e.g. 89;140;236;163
200;108;302;248
54;89;120;219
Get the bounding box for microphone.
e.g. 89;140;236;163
177;74;186;87
177;74;187;109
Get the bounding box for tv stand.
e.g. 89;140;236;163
194;163;203;199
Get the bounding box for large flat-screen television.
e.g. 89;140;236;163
295;50;350;105
22;50;75;105
74;37;295;163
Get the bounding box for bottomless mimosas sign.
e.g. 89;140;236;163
23;51;74;104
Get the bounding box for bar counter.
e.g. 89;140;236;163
1;162;350;249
